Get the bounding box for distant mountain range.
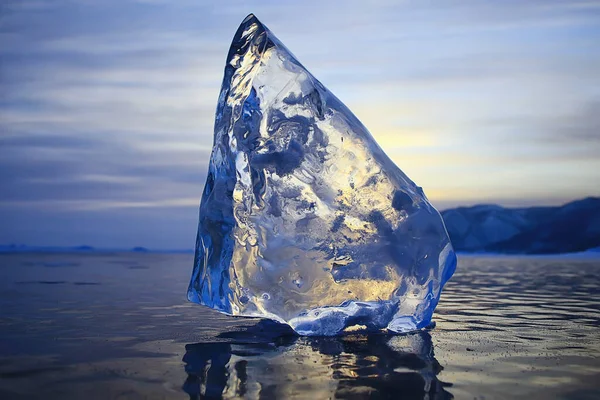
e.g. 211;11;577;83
0;245;193;254
0;244;98;253
2;198;598;256
441;197;600;254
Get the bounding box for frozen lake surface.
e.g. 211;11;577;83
0;252;599;399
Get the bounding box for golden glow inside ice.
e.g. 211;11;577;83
189;15;456;335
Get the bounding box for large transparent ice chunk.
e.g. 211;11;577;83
188;14;457;336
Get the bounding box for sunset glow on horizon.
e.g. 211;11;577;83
1;0;599;248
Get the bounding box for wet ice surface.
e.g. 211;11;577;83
189;14;456;335
1;252;599;399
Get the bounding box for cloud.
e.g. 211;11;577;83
0;132;208;205
1;0;599;247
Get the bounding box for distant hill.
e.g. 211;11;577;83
131;247;149;252
0;245;193;254
3;198;598;256
441;197;600;254
0;244;96;253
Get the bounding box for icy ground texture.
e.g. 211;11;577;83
188;14;457;336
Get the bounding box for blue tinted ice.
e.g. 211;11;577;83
188;14;457;336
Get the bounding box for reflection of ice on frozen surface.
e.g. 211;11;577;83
182;322;451;399
2;254;600;398
188;14;456;336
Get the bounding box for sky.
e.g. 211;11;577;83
1;0;599;249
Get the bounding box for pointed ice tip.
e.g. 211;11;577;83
231;13;266;42
238;13;265;33
226;13;269;67
242;13;258;23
